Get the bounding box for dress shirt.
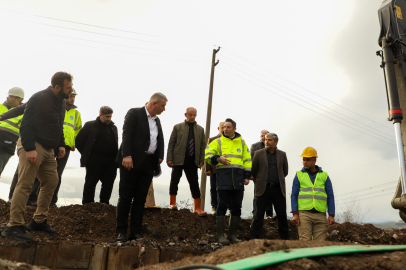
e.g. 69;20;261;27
266;150;279;184
145;107;158;154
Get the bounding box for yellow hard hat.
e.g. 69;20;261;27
300;147;318;158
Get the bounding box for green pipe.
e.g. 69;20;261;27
215;245;406;270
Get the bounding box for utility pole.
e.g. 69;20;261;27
200;47;220;211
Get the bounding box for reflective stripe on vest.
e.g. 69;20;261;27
0;104;23;137
297;171;328;213
63;108;81;147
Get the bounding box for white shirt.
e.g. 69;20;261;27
145;106;158;154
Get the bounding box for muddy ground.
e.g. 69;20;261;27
2;198;406;268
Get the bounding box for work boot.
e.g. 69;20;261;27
1;226;33;241
193;198;207;217
227;216;242;244
169;195;177;210
26;200;37;207
216;216;230;245
26;219;56;235
211;206;216;215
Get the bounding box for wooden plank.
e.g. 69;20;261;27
56;242;92;269
34;243;59;269
88;245;108;270
107;246;139;270
159;249;186;263
0;246;22;261
19;245;36;265
143;248;160;266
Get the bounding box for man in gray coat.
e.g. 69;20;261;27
167;107;207;216
250;133;289;240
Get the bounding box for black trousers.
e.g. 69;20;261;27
216;189;243;217
82;155;117;204
116;155;154;235
253;181;274;217
250;184;289;240
210;174;218;208
169;157;200;199
8;149;71;203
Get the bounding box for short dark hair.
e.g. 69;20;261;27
51;72;73;89
100;106;113;115
225;118;236;128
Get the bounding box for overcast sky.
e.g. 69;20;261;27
0;0;401;223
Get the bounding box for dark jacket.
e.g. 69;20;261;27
167;121;205;166
0;103;27;120
75;117;118;167
20;87;65;151
0;102;25;155
250;141;264;159
116;106;164;171
251;148;289;197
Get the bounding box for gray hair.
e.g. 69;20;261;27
186;107;197;113
150;92;168;103
261;130;270;134
100;106;113;115
265;132;278;141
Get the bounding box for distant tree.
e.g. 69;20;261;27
336;198;371;224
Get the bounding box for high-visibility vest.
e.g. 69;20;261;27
63;108;82;148
205;134;252;173
297;171;328;213
0;104;23;137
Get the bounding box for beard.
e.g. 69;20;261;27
58;88;70;99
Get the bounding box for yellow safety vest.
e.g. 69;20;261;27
0;104;23;137
63;108;82;148
205;133;252;184
297;171;328;213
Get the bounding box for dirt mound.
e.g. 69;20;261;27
139;239;406;270
1;198;406;249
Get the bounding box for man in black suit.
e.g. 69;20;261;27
250;133;290;240
116;93;167;242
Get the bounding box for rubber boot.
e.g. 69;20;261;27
216;216;230;245
227;216;242;244
169;195;178;210
193;198;207;216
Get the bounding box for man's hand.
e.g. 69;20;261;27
327;216;335;225
292;214;300;225
244;179;249;185
217;155;231;165
206;171;212;176
159;158;163;164
167;161;173;168
71;145;76;151
58;147;66;159
26;150;38;165
0;116;3;121
198;162;204;170
250;176;254;181
122;156;133;171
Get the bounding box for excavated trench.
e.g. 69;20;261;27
1;199;406;269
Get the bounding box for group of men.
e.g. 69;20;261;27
0;71;335;244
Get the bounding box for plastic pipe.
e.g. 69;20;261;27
213;245;406;270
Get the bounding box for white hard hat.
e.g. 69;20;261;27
8;87;24;99
71;88;78;95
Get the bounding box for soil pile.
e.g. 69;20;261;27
139;239;406;270
1;198;406;249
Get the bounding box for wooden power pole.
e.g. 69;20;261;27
200;47;220;211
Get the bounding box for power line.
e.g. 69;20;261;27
222;48;393;131
335;180;398;198
220;55;395;139
218;66;396;146
336;187;397;203
222;61;393;140
0;8;216;48
38;32;208;59
339;191;394;204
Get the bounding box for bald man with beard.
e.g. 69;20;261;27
167;107;207;216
